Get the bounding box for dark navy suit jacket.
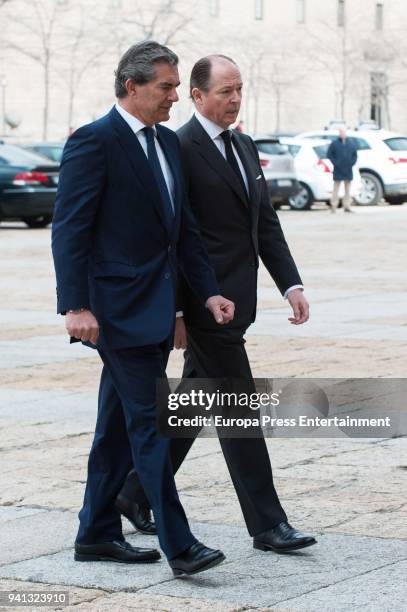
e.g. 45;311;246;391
52;107;219;349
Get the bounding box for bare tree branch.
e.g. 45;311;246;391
2;0;86;139
120;0;197;47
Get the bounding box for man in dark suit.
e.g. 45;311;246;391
51;42;235;577
116;54;317;553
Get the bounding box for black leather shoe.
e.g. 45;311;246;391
74;540;161;563
115;495;157;535
169;541;226;577
253;521;317;553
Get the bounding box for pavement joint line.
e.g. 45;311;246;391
0;504;78;515
0;431;93;454
126;576;186;593
0;506;48;521
132;586;256;611
0;389;84;400
278;455;360;471
322;515;378;530
267;555;407;608
284;483;344;498
323;505;407;531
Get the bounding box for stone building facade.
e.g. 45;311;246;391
0;0;406;140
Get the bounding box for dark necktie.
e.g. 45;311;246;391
219;130;247;195
142;126;174;222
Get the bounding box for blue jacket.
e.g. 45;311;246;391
51;107;219;349
327;137;357;181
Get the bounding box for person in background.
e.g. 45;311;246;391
327;128;358;213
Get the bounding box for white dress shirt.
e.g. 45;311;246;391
115;102;175;210
194;111;303;300
194;110;249;194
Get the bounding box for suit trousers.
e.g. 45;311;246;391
75;341;196;560
119;326;287;536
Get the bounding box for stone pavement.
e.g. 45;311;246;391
0;205;406;611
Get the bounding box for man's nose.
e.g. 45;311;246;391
230;90;242;104
169;88;179;102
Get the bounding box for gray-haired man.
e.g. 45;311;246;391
52;41;234;576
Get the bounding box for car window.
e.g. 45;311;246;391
34;146;63;162
353;137;371;150
0;145;53;166
0;156;8;165
303;134;334;141
313;144;330;159
286;144;301;157
383;137;407;151
255;141;288;155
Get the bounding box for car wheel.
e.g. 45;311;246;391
288;183;313;210
386;195;407;205
23;215;52;228
354;172;383;206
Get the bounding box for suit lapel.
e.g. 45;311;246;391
190;116;249;209
109;107;171;236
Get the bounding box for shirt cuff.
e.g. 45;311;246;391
176;311;184;318
283;285;304;299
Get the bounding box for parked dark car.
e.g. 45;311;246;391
0;143;59;228
22;142;64;163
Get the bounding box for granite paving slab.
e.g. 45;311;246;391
1;524;406;611
0;509;78;566
0;337;96;370
142;531;407;610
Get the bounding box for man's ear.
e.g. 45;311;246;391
191;87;203;107
124;78;137;97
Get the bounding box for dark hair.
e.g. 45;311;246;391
115;40;178;98
189;54;237;96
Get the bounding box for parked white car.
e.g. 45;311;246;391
252;136;299;207
279;137;362;210
298;129;407;205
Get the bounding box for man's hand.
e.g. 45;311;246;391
65;309;99;345
287;289;309;325
206;295;235;324
174;316;188;349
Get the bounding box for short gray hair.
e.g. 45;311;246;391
115;40;179;98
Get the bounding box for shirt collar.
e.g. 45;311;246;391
194;110;228;141
115;102;157;136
